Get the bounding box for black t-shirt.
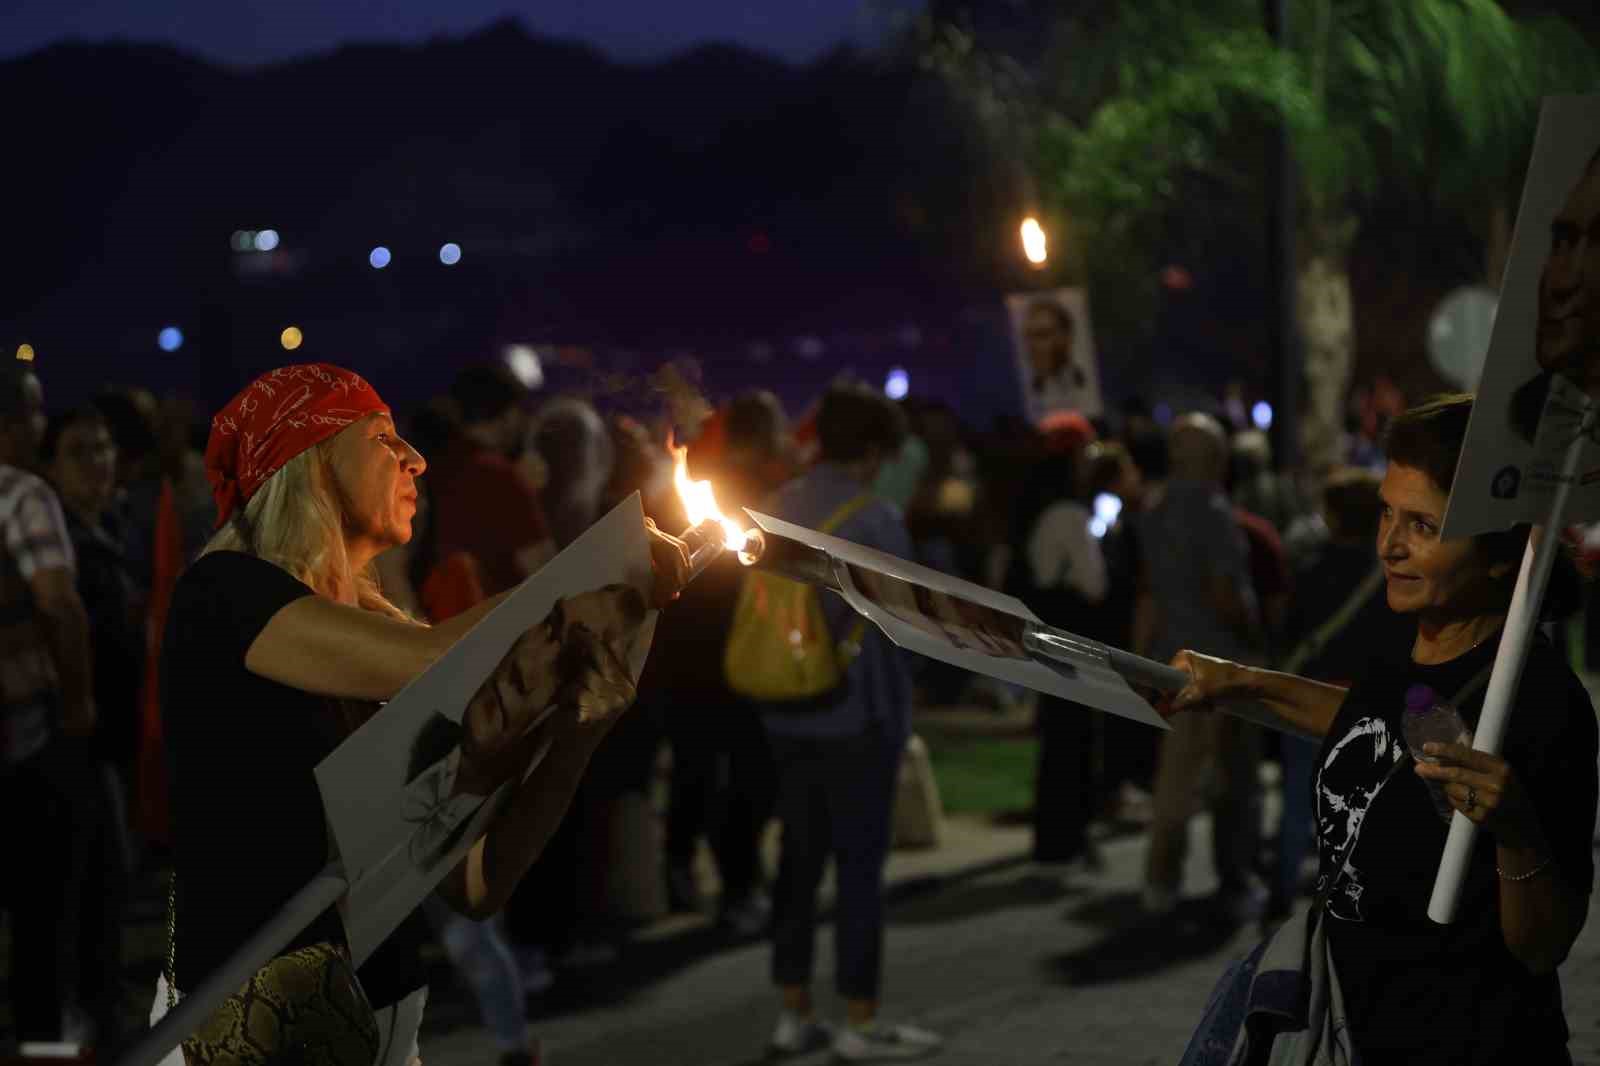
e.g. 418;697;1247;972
1313;633;1597;1065
164;551;427;1008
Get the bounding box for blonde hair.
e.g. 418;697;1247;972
201;442;412;621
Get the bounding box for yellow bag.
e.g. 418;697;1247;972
724;493;871;704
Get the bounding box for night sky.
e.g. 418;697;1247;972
0;0;914;66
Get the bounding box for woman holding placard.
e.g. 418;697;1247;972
1170;394;1595;1065
150;363;687;1066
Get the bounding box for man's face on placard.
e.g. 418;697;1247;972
1024;304;1074;379
1537;154;1600;396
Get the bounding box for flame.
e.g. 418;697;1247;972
671;438;748;551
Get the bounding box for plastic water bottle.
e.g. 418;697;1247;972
1402;684;1474;822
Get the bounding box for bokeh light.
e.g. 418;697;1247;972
885;367;909;400
369;246;391;269
1252;401;1274;430
280;326;303;351
1090;492;1123;539
438;242;461;266
15;344;34;362
254;229;280;252
230;230;254;252
504;345;543;388
1020;217;1048;266
158;327;184;352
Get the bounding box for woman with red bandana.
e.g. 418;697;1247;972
150;365;688;1066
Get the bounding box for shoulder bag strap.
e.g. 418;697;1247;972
819;491;874;535
166;872;179;1007
1279;565;1386;675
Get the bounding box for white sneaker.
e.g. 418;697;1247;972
769;1012;834;1057
833;1021;942;1061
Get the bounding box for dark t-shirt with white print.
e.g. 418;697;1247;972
1313;632;1596;1065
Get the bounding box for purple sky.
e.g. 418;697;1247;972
0;0;917;66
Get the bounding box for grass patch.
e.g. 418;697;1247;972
923;735;1038;816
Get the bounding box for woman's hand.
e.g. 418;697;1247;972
1162;650;1241;720
1414;742;1548;850
644;517;691;607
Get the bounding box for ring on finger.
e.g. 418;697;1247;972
1466;785;1478;812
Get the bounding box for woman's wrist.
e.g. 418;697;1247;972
1496;843;1554;881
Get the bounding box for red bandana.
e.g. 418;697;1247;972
205;363;390;528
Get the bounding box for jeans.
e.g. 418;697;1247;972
422;897;526;1052
768;725;901;1001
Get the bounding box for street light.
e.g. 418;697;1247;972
1020;217;1048;267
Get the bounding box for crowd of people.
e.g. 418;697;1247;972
2;353;1598;1066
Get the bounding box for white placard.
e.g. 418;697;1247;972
315;495;657;966
745;510;1167;730
1443;96;1600;539
1006;287;1104;421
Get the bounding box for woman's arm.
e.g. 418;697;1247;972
435;620;639;918
244;588;516;702
1169;650;1348;740
1497;842;1587;974
1413;742;1589;974
432;724;598;919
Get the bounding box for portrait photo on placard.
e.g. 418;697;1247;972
1005;288;1104;422
1444;95;1600;538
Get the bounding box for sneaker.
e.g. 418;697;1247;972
769;1012;834;1057
833;1021;942;1062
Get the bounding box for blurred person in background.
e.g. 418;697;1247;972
761;382;941;1062
1004;411;1109;878
1082;440;1159;825
41;407;139;1046
1134;412;1267;924
532;397;616;551
653;391;789;934
0;364;106;1051
93;388;162;590
430;363;554;596
1230;429;1301;537
1265;468;1413;925
43;407;142;816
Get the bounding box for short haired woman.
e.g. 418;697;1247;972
151;364;687;1066
1171;394;1597;1064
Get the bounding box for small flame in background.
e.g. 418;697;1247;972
670;438;748;551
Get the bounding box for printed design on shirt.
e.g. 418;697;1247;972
1315;714;1405;922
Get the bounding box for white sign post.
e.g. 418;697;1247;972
1429;407;1592;922
1429;95;1600;923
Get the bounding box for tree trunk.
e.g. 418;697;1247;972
1296;252;1354;474
1486;201;1512;290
